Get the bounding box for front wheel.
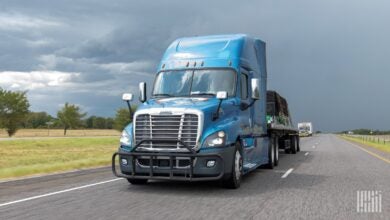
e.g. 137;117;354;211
222;143;243;189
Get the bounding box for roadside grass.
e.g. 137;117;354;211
0;137;118;179
0;129;120;138
340;135;390;153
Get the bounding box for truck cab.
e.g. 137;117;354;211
298;122;313;137
112;34;278;188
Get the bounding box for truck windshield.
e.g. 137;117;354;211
152;69;236;97
299;126;309;131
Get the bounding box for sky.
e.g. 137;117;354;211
0;0;389;132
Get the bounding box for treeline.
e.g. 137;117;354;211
340;129;390;135
21;112;116;129
19;106;133;135
1;87;133;136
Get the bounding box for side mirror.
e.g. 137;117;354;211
122;93;133;120
122;93;133;101
216;91;228;100
139;82;147;103
251;78;260;100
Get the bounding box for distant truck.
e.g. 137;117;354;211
298;122;313;137
112;34;299;189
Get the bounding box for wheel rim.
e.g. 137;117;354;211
234;150;242;181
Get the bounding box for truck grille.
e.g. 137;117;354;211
134;114;199;150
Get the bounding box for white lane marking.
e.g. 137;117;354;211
0;178;121;208
312;145;316;148
281;168;294;178
305;152;309;156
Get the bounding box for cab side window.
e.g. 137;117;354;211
240;73;248;100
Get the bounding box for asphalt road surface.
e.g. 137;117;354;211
0;134;389;219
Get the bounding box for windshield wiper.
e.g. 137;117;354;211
153;93;173;97
190;92;216;97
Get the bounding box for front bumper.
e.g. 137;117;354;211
112;139;234;181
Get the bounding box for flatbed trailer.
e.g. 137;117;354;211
266;90;300;153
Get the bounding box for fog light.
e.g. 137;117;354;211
206;160;216;167
121;158;128;166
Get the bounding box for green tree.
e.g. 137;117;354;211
93;117;107;129
85;116;96;128
85;116;113;129
25;112;53;128
114;107;136;131
105;117;114;129
57;102;87;135
0;88;30;136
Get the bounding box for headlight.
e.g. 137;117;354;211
204;131;226;147
120;130;132;146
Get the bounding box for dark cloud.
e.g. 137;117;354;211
1;0;389;131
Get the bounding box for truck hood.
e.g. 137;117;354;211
136;97;238;126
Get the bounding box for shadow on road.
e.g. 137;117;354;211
120;150;327;198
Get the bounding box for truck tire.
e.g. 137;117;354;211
296;136;300;152
274;136;279;166
284;139;291;154
127;179;148;185
266;136;275;169
290;136;297;154
223;142;243;189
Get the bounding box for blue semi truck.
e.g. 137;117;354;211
112;34;299;188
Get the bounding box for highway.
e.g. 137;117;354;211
0;134;389;219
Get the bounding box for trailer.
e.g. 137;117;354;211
112;34;300;188
267;90;300;154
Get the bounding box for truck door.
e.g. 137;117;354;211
239;69;256;167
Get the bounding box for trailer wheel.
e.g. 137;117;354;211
266;136;275;169
290;136;297;154
127;179;148;185
274;136;279;166
284;139;291;154
296;136;300;152
223;142;242;189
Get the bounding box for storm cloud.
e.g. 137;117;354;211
0;0;389;131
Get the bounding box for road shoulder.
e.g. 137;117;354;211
339;136;390;164
0;166;114;204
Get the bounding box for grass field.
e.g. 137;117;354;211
0;137;118;179
340;135;390;153
0;129;120;138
